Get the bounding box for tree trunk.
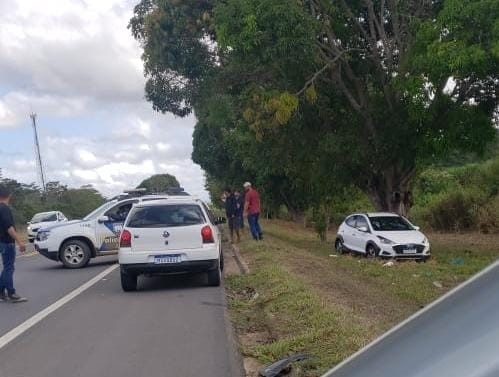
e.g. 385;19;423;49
366;168;414;216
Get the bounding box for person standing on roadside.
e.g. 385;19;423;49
234;190;244;229
243;182;263;241
223;188;240;243
0;186;27;303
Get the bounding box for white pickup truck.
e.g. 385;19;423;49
35;192;171;268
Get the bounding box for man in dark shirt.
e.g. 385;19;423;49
224;188;240;243
0;186;27;303
234;190;244;229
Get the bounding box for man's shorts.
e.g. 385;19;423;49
228;217;240;231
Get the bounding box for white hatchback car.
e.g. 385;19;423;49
335;212;431;260
118;198;225;291
27;211;68;242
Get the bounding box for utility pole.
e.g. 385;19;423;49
30;113;47;192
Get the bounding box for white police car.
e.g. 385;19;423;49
34;189;183;268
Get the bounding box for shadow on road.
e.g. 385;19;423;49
137;272;214;292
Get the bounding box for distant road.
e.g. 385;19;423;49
0;254;242;377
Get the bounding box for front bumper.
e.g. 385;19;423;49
35;244;59;261
121;259;218;275
378;243;431;260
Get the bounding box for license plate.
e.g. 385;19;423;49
403;249;416;254
154;254;181;264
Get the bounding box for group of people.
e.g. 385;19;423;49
223;182;263;243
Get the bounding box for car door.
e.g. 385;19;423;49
342;215;359;251
352;215;371;252
96;200;137;252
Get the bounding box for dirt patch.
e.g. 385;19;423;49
270;238;412;332
243;357;262;377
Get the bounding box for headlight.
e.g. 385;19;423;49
38;231;50;241
422;237;428;244
377;236;394;245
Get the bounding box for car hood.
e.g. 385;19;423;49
375;230;427;244
29;221;58;230
40;220;82;232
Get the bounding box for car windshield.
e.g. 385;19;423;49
369;216;414;231
127;204;205;228
31;213;57;223
83;201;117;221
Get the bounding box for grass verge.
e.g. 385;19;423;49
226;221;499;376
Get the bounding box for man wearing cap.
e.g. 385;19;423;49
243;182;263;241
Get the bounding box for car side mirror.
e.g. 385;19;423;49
97;215;110;224
215;217;227;225
413;225;420;231
27;221;31;225
358;226;369;233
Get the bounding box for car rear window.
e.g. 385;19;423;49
126;204;206;228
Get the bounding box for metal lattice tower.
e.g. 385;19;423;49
30;113;47;192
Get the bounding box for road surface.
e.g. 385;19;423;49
0;253;242;377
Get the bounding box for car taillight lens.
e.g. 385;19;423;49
201;225;214;243
120;230;132;248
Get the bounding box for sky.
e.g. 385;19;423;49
0;0;208;199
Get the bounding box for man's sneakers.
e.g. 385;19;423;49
0;290;28;303
8;293;28;303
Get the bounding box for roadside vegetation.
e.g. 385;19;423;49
226;221;499;376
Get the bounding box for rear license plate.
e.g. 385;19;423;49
403;249;416;254
154;254;181;264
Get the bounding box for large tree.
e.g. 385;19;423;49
137;173;180;193
131;0;498;213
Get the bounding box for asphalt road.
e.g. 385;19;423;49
323;259;499;377
0;253;242;377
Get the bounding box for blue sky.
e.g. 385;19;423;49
0;0;207;199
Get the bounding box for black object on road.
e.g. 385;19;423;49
259;353;310;377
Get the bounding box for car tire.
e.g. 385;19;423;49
335;238;346;254
207;259;222;287
60;239;91;269
120;268;138;292
366;243;378;258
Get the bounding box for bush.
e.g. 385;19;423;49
477;195;499;234
417;188;487;231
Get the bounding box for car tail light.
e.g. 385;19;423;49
201;225;214;243
120;230;132;248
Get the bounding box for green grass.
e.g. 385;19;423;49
226;246;371;376
226;220;499;376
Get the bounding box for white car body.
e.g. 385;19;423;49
118;197;224;291
335;212;431;260
27;211;68;242
34;194;171;268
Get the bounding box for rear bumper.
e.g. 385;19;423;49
35;244;59;261
121;259;218;275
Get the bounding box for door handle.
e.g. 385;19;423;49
134;235;140;239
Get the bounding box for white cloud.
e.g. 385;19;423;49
0;0;208;200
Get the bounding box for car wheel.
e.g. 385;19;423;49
366;243;378;258
120;268;138;292
335;238;345;254
60;240;91;269
207;259;222;287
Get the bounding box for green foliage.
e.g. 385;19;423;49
137;173;180;193
411;154;499;232
1;179;105;225
131;0;499;216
